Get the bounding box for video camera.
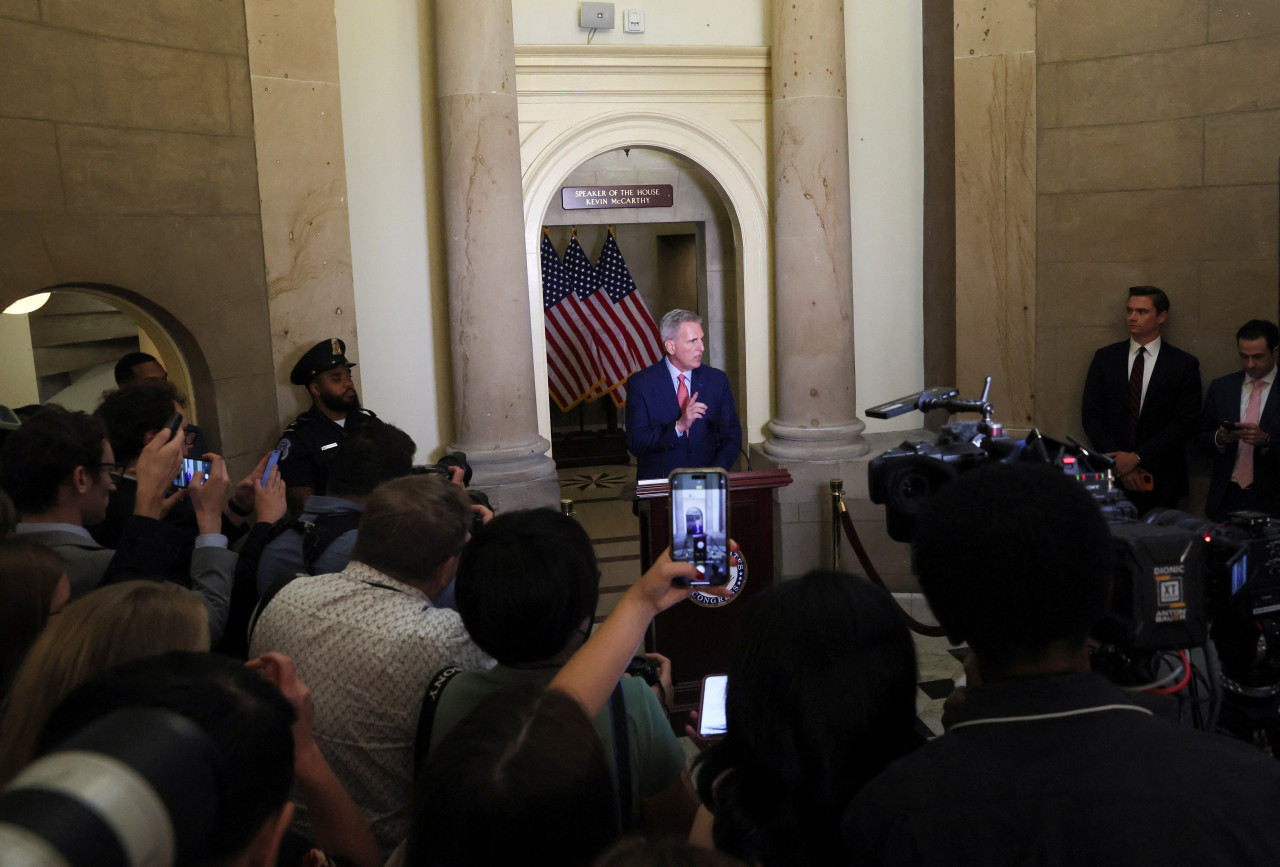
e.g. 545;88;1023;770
865;379;1205;654
411;451;492;532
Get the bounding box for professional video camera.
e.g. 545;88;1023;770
865;379;1206;654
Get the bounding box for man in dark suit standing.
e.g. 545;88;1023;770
1199;319;1280;521
1081;286;1201;514
625;309;741;481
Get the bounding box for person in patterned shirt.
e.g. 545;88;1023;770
249;474;493;857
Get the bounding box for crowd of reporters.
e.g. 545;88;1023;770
3;340;1280;866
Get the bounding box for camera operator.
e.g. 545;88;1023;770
844;462;1280;865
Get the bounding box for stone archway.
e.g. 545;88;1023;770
521;109;771;445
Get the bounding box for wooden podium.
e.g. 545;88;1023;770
631;469;793;722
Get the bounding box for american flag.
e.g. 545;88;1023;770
542;229;604;411
566;234;631;401
584;227;664;404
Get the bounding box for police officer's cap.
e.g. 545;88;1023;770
290;337;356;386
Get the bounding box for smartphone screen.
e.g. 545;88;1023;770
669;468;729;586
174;457;211;488
698;674;728;739
261;448;282;488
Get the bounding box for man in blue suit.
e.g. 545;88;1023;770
1081;286;1201;514
625;309;742;481
1199;319;1280;521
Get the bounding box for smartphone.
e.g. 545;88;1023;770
164;411;183;441
174;457;211;488
698;674;728;739
1221;419;1242;431
261;448;283;488
669;468;729;586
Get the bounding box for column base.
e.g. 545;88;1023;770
762;418;870;461
455;436;561;512
751;429;931;587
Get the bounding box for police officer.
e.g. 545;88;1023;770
275;338;377;513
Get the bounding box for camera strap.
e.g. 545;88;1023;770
608;682;634;832
414;665;465;782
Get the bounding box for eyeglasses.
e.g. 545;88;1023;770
183;425;201;447
100;463;125;484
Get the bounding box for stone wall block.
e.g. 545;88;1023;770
0;0;39;21
210;371;280;477
227;56;256;138
1198;261;1280;331
1039;48;1201;128
1038;0;1207;63
0;20;231;134
0;216;58;300
773;0;846;99
1038;119;1203;193
1199;35;1280;114
1037;261;1202;328
436;1;515;97
0;119;64;213
41;0;248;55
59;126;259;215
36;214;273;379
1210;1;1280;43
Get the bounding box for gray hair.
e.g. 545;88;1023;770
659;309;702;342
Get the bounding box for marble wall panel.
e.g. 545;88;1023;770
0;119;63;213
0;217;57;300
955;51;1036;428
1038;0;1207;63
1039;47;1201;128
243;0;340;83
0;20;231;134
1209;0;1280;43
954;0;1035;59
33;214;273;380
41;0;248;54
1038;119;1203;193
248;73;356;419
58;127;259;216
1200;34;1280;114
0;0;38;20
1205;109;1280;186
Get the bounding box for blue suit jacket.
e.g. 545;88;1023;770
625;360;742;481
1197;372;1280;520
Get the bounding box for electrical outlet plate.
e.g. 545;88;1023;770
624;9;645;33
580;2;615;29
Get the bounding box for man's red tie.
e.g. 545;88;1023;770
677;374;689;411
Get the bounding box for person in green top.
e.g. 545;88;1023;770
427;508;699;838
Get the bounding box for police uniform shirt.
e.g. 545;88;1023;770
275;405;377;491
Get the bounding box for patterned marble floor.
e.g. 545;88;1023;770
558;463;969;740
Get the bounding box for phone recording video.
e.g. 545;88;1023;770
698;674;728;739
174;457;211;488
669;468;729;586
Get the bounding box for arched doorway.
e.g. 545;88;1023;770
521;111;770;448
0;284;215;444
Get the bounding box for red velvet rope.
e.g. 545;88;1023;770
836;503;948;638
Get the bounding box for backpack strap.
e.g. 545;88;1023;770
414;665;465;781
300;511;363;574
608;681;634;832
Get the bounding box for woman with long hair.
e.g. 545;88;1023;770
691;570;921;866
0;579;209;783
0;538;71;699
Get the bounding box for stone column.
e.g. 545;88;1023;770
433;0;558;510
761;0;870;577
